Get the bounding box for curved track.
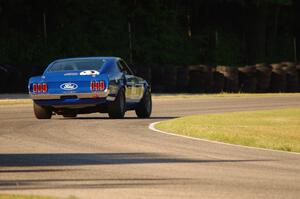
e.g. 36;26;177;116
0;96;300;199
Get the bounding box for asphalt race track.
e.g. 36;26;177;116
0;96;300;199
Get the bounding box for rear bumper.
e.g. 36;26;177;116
30;91;109;100
34;97;108;107
31;90;116;107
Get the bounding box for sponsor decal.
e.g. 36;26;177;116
80;70;100;76
60;82;78;90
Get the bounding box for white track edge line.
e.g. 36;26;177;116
148;121;300;155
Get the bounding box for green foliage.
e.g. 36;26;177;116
214;31;245;66
0;0;296;71
254;0;292;6
267;34;294;62
131;1;193;65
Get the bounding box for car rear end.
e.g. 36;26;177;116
30;74;109;105
28;58;113;115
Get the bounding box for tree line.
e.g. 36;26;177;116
0;0;299;92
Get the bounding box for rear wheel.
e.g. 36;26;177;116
108;88;126;119
33;102;52;119
135;89;152;118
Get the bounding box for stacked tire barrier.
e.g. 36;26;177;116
297;64;300;91
2;61;300;94
281;62;298;92
143;61;300;93
188;65;213;93
0;65;9;93
163;66;178;92
255;63;272;93
212;67;225;93
216;66;239;92
0;64;24;93
176;66;189;92
270;63;286;92
150;64;165;92
238;65;257;93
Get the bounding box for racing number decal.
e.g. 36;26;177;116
131;85;137;95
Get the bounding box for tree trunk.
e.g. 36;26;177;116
245;4;267;64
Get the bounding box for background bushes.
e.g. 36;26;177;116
0;0;300;93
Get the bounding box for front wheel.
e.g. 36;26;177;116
33;102;52;119
135;89;152;118
108;88;126;119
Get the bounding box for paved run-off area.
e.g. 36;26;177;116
0;95;300;199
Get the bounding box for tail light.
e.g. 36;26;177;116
90;80;105;91
42;83;48;93
38;84;43;92
95;82;100;90
90;81;95;91
33;84;38;92
99;81;105;91
32;83;48;93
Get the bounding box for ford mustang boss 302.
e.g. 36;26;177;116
28;57;152;119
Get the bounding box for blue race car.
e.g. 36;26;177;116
28;57;152;119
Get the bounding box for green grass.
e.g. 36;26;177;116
156;108;300;153
152;93;300;100
0;99;32;106
0;194;77;199
0;93;299;105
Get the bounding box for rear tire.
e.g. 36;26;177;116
33;102;52;119
135;89;152;118
108;88;126;119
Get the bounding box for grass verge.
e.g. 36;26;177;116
0;99;32;106
156;108;300;153
0;194;77;199
0;93;300;105
152;93;300;100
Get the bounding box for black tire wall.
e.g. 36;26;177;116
238;66;257;93
164;66;178;92
188;65;213;93
216;66;239;93
176;66;189;92
297;64;300;92
282;62;298;92
212;68;225;93
270;64;286;92
255;63;272;93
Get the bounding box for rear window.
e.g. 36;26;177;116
47;59;105;72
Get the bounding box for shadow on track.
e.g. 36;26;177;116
0;177;201;190
0;153;272;167
59;116;177;120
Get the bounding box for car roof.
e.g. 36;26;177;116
52;57;120;63
44;57;121;74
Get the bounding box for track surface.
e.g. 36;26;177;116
0;96;300;198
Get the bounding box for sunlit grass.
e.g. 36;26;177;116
0;93;299;105
152;93;300;100
0;194;77;199
156;108;300;153
0;99;32;105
